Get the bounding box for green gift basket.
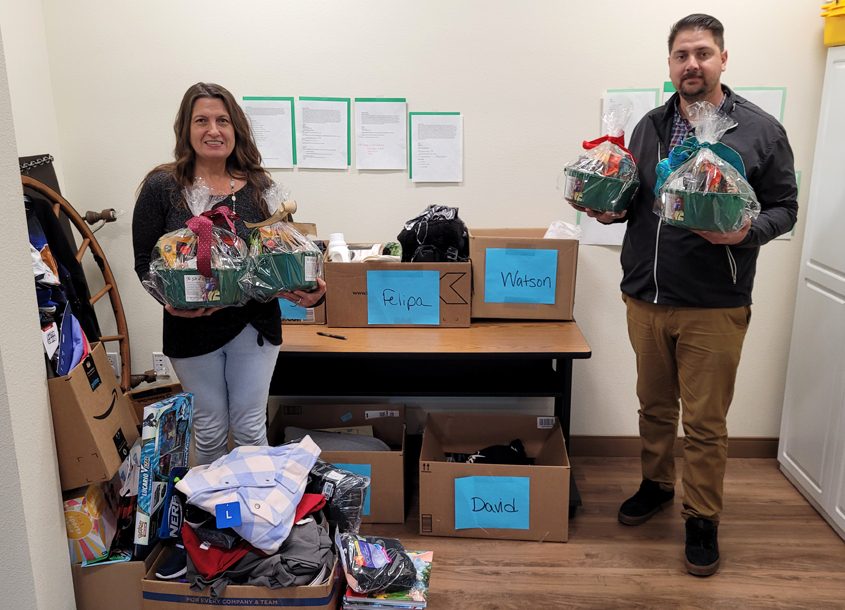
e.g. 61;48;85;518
159;266;248;309
563;168;639;213
250;251;321;300
659;189;747;232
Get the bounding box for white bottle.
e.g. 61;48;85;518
327;232;351;262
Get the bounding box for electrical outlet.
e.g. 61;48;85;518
106;351;121;378
152;351;170;378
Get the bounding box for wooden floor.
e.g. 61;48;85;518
360;457;845;609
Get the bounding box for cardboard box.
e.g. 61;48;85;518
468;228;578;320
268;405;406;524
48;342;140;491
325;261;471;327
419;412;570;542
141;548;341;609
64;484;118;565
72;545;161;610
280;299;327;325
128;383;183;425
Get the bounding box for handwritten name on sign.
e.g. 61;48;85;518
484;248;557;304
367;270;440;324
454;476;530;530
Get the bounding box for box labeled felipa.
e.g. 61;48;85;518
419;412;570;542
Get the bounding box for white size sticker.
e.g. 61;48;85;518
183;275;206;302
537;417;556;429
42;323;59;359
365;410;400;419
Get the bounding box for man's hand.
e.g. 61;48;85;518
569;203;627;224
279;277;327;308
164;305;223;318
694;218;751;245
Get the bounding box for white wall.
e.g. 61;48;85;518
23;0;825;437
0;22;75;610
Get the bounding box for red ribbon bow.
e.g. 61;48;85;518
185;206;239;278
581;134;632;157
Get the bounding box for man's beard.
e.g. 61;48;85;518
679;73;708;101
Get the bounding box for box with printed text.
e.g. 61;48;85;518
419;411;570;542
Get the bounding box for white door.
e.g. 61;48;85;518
778;46;845;538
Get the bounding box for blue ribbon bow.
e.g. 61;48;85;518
654;136;747;195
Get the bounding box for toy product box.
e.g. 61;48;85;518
133;393;192;546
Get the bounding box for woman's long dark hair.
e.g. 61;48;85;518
143;82;272;215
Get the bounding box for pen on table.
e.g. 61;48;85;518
316;331;347;340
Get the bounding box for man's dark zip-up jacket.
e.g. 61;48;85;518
619;86;798;308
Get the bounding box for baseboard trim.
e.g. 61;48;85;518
569;436;778;458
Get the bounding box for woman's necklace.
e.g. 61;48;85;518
229;176;237;214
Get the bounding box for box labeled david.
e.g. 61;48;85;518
268;404;406;523
419;412;570;542
325;261;471;327
47;342;140;491
468;228;578;320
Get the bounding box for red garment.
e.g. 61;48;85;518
294;492;326;522
181;522;251;579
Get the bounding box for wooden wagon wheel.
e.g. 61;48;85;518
22;175;134;392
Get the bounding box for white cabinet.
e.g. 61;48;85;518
778;46;845;540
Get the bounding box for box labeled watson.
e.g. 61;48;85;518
142;548;341;609
47;342;140;490
268;404;406;524
468;228;578;320
325;261;471;327
419;412;570;542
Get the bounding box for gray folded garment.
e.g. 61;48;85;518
284;426;391;452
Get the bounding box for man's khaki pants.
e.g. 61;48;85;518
624;295;751;521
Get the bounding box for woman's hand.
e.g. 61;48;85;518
164;304;222;318
279;277;326;308
569;202;627;224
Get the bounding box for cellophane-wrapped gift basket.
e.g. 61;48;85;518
243;183;323;302
561;105;639;213
143;178;249;309
654;100;760;232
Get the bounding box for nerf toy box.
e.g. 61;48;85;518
133;393;192;547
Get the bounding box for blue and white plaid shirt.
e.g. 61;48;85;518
176;437;320;554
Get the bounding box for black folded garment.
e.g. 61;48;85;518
306;460;369;533
446;438;532;465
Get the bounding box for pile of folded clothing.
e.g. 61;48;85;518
151;436;372;598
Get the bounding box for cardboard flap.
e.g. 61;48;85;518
270;404;406;446
421;412;560;458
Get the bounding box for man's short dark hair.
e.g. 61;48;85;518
668;14;724;52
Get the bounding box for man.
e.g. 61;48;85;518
571;14;798;576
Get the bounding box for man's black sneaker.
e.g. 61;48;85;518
685;517;720;576
155;544;187;580
618;479;675;525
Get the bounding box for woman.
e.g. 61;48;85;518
132;82;325;464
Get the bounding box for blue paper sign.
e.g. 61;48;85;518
335;463;372;516
215;501;242;528
278;298;308;320
484;248;557;304
366;270;439;325
454;476;530;530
